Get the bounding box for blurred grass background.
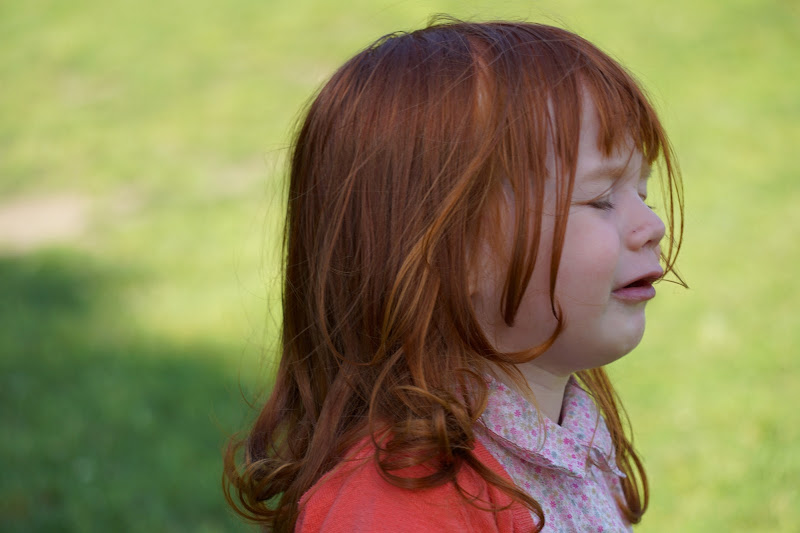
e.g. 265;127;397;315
1;0;797;531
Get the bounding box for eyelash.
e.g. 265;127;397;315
588;197;656;211
589;198;615;211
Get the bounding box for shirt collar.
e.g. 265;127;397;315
479;374;625;478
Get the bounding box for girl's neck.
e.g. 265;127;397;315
506;364;572;424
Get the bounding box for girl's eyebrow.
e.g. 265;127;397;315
581;160;651;184
580;161;632;183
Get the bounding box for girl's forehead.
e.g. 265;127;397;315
575;93;649;184
577;149;649;185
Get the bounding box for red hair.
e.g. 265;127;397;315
224;18;683;531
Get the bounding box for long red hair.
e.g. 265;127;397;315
224;18;683;531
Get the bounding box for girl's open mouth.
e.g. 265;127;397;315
612;275;659;302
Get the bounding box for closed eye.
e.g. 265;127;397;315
588;198;615;211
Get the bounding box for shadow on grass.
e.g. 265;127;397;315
0;251;258;533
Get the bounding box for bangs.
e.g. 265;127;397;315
580;65;668;168
461;22;674;191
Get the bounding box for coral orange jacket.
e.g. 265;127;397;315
296;439;535;532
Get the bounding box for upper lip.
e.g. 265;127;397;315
615;269;664;290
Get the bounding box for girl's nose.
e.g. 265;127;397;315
627;202;666;251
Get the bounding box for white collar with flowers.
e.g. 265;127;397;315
478;374;625;479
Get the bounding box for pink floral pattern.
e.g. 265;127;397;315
476;375;632;532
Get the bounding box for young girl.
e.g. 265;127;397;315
225;19;683;532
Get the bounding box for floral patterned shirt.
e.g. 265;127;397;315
475;375;632;533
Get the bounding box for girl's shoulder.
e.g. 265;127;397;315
296;438;534;533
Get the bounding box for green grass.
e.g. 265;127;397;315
1;0;798;531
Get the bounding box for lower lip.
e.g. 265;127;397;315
612;284;656;302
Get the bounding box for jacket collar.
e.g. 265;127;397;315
479;375;625;478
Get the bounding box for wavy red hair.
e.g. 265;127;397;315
224;18;683;532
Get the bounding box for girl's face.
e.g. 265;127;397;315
471;96;666;376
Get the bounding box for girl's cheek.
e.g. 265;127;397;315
559;222;620;293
